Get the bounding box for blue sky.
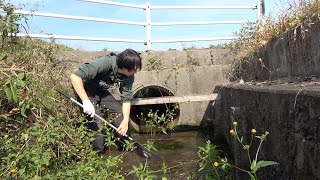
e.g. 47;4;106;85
7;0;292;51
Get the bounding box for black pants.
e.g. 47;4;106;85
76;89;125;154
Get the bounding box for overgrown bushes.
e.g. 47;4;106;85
0;1;126;179
227;0;320;81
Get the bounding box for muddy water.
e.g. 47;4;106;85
108;131;209;179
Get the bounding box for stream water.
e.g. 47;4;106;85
108;131;211;179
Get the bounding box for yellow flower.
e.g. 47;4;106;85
4;134;9;139
11;169;17;173
229;129;235;135
233;122;238;126
213;162;219;167
251;129;257;134
147;112;154;117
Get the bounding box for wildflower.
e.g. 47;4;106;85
147;112;154;117
251;129;257;134
11;169;17;173
230;129;235;135
233;121;238;126
4;134;9;139
213;162;219;167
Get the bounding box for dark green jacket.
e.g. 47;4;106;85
73;55;134;102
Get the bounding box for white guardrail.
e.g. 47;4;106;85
0;0;265;50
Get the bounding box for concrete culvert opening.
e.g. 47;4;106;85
130;86;180;133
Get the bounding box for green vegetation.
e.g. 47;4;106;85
237;0;319;57
244;1;318;51
197;140;232;180
0;1;126;179
146;56;164;71
198;122;278;180
143;106;179;135
226;122;278;180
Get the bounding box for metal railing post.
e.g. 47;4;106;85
257;0;265;26
145;2;152;50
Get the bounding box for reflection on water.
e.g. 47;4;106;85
107;131;209;179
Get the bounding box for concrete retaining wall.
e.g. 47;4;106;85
208;84;320;179
133;49;233;127
56;48;235;128
206;18;320;179
236;18;320;81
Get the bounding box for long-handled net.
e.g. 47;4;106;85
57;89;159;160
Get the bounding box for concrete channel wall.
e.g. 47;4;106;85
235;17;320;81
132;49;233;129
207;18;320;179
56;48;235;130
211;84;320;179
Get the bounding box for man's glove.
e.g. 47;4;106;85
83;100;95;118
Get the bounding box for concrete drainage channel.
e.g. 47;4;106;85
129;85;180;133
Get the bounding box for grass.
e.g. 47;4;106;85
220;0;320;81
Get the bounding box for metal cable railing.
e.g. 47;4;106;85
0;0;265;50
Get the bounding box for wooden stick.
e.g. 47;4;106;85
130;93;219;105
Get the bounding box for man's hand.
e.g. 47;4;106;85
117;120;129;136
83;100;95;118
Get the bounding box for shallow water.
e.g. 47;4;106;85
107;131;209;179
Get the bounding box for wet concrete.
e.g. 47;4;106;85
107;131;209;179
